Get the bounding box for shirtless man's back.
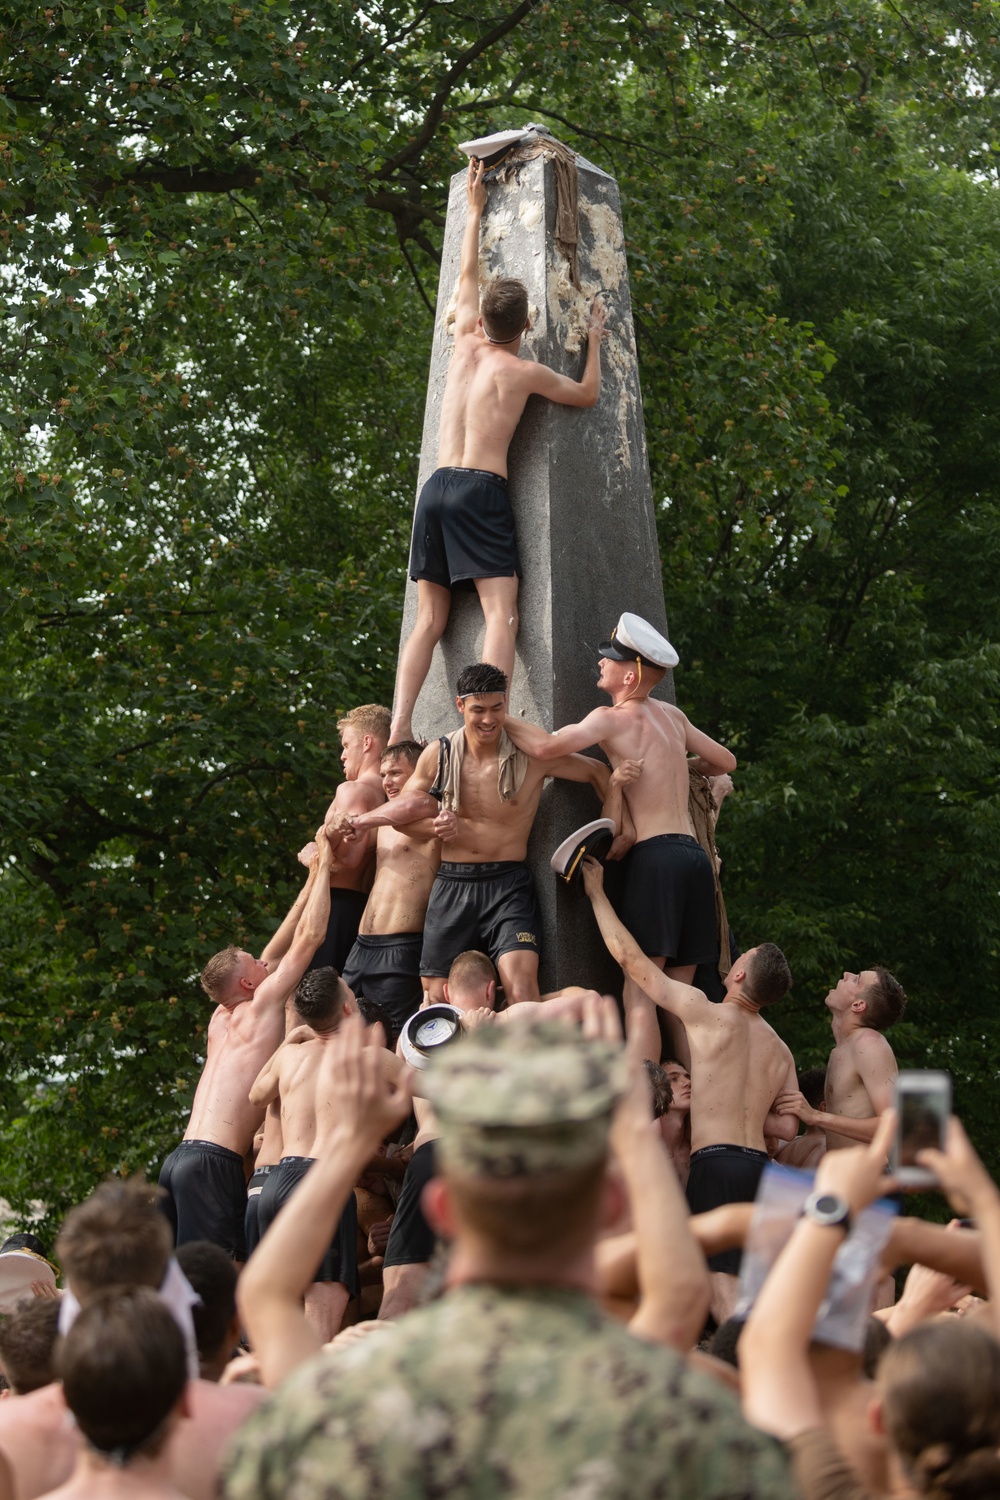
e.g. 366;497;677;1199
349;663;609;1005
582;856;796;1322
341;741;442;1031
158;834;333;1259
250;968;400;1339
392;159;608;743
504;612;737;1062
774;967;906;1149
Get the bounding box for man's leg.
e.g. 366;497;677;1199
497;948;541;1006
474;575;519;686
304;1281;351;1342
391;580;451;742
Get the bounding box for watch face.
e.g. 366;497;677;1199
814;1194;841;1216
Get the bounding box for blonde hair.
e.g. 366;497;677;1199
200;945;243;1002
337;704;390;749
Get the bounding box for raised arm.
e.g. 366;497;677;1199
245;834;333;1019
581;857;711;1024
613;1047;710;1349
454;158;486;337
548;750;611;799
504;708;611;762
517;296;607;408
740;1112;896;1442
238;1014;412;1388
684;716;737;777
260;861;317;970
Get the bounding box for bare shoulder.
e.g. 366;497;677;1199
849;1028;896;1063
187;1376;264;1423
380;1048;404;1081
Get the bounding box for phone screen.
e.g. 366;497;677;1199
892;1071;951;1186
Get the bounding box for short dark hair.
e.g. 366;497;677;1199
56;1177;172;1301
456;663;508;699
0;1298;61;1393
293;967;346;1031
381;740;423;768
798;1067;827;1112
709;1316;746;1369
642;1060;673;1119
481;277;528;343
861;967;906;1032
57;1287;187;1461
175;1242;237;1368
744;943;792;1007
355;995;399;1047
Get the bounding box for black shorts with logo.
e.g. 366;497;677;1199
616;834;717;966
158;1139;248;1261
408;467;521;589
686;1144;769;1275
244;1163;275;1260
419;861;540;978
342;932;424;1033
383;1141;438;1269
307;887;368;975
255;1156;359;1295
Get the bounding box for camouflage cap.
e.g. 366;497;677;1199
422;1021;626;1177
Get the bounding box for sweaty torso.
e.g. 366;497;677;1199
437;333;533;477
185;1002;284;1155
687;1004;793;1154
275;1039;328;1159
598;700;696;841
824;1035;893;1150
445;751;548;864
360;825;442;935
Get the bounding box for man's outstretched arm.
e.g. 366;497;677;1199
519;297;607;408
454;158;486;337
247;833;333;1018
684;716;737;777
581;858;709;1023
504;708;612;762
260;862;317;970
548;751;611;800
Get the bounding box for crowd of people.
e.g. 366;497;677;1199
2;152;999;1500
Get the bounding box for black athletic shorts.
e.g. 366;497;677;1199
616;834;717;965
255;1156;359;1295
307;887;368;975
342;933;424;1032
420;861;540;978
408;466;521;590
158;1140;248;1261
244;1163;275;1260
686;1144;769;1276
383;1142;438;1269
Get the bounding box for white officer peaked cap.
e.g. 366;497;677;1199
400;1004;465;1071
550;818;616;885
597;612;679;670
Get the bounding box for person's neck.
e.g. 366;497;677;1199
723;989;761;1016
446;1236;597;1298
354;761;385;789
72;1443;175;1495
830;1010;860;1046
660;1112;688;1151
462;727;502;764
609;686;650;709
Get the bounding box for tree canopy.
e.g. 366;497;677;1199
3;0;999;1230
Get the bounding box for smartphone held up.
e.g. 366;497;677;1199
890;1070;952;1189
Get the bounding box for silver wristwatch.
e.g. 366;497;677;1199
801;1190;852;1233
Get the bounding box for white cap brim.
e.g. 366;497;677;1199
550;819;616;883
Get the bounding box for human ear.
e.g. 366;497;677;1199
420;1178;455;1239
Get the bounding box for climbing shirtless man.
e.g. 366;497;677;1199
341;740;442;1032
158;832;333;1260
250;968;400;1340
298;704;390;976
503;612;737;1062
774;966;906;1147
343;662;609;1005
582;854;796;1323
391;158;609;743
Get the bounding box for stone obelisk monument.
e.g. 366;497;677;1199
398;126;671;993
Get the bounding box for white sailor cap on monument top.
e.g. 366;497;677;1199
597;612;679;670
